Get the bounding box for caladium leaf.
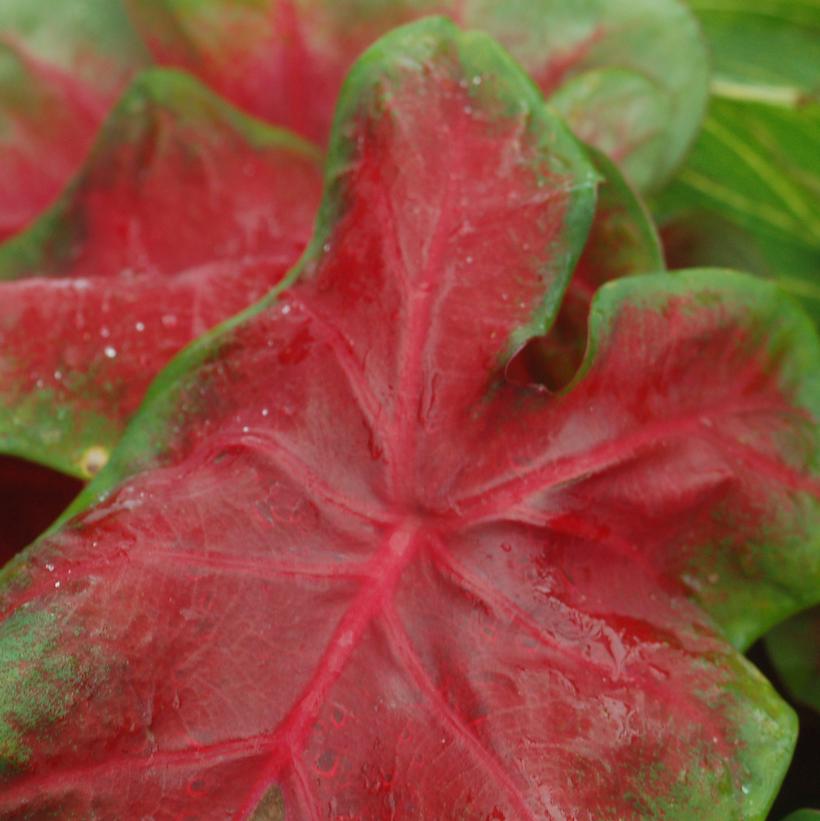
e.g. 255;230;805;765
0;69;322;477
766;606;820;714
0;0;150;240
125;0;708;189
781;812;820;821
517;146;664;389
0;18;817;818
0;65;655;483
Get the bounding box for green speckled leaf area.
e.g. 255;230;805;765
0;609;101;773
0;19;816;817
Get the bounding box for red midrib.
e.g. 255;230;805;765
700;428;820;496
0;735;267;810
139;549;370;583
388;114;462;503
236;517;426;817
239;427;388;523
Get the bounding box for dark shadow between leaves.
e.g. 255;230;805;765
0;455;84;567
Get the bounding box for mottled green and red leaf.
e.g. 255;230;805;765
0;19;816;820
513;147;663;389
0;70;322;477
0;0;149;239
126;0;708;188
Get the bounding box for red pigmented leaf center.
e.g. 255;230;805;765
0;21;813;821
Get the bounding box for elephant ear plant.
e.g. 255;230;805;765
123;0;709;190
0;6;817;821
0;19;818;818
1;0;709;227
0;0;699;481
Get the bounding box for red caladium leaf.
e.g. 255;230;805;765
0;62;654;482
1;19;818;818
0;0;150;240
125;0;708;189
515;146;663;390
0;69;322;478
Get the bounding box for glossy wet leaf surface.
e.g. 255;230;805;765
0;63;656;482
0;21;817;818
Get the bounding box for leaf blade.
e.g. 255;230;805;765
0;19;814;819
0;0;149;239
125;0;709;188
0;69;322;477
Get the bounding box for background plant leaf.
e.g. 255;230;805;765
0;20;816;819
656;98;820;323
765;606;820;715
657;0;820;323
686;0;820;95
